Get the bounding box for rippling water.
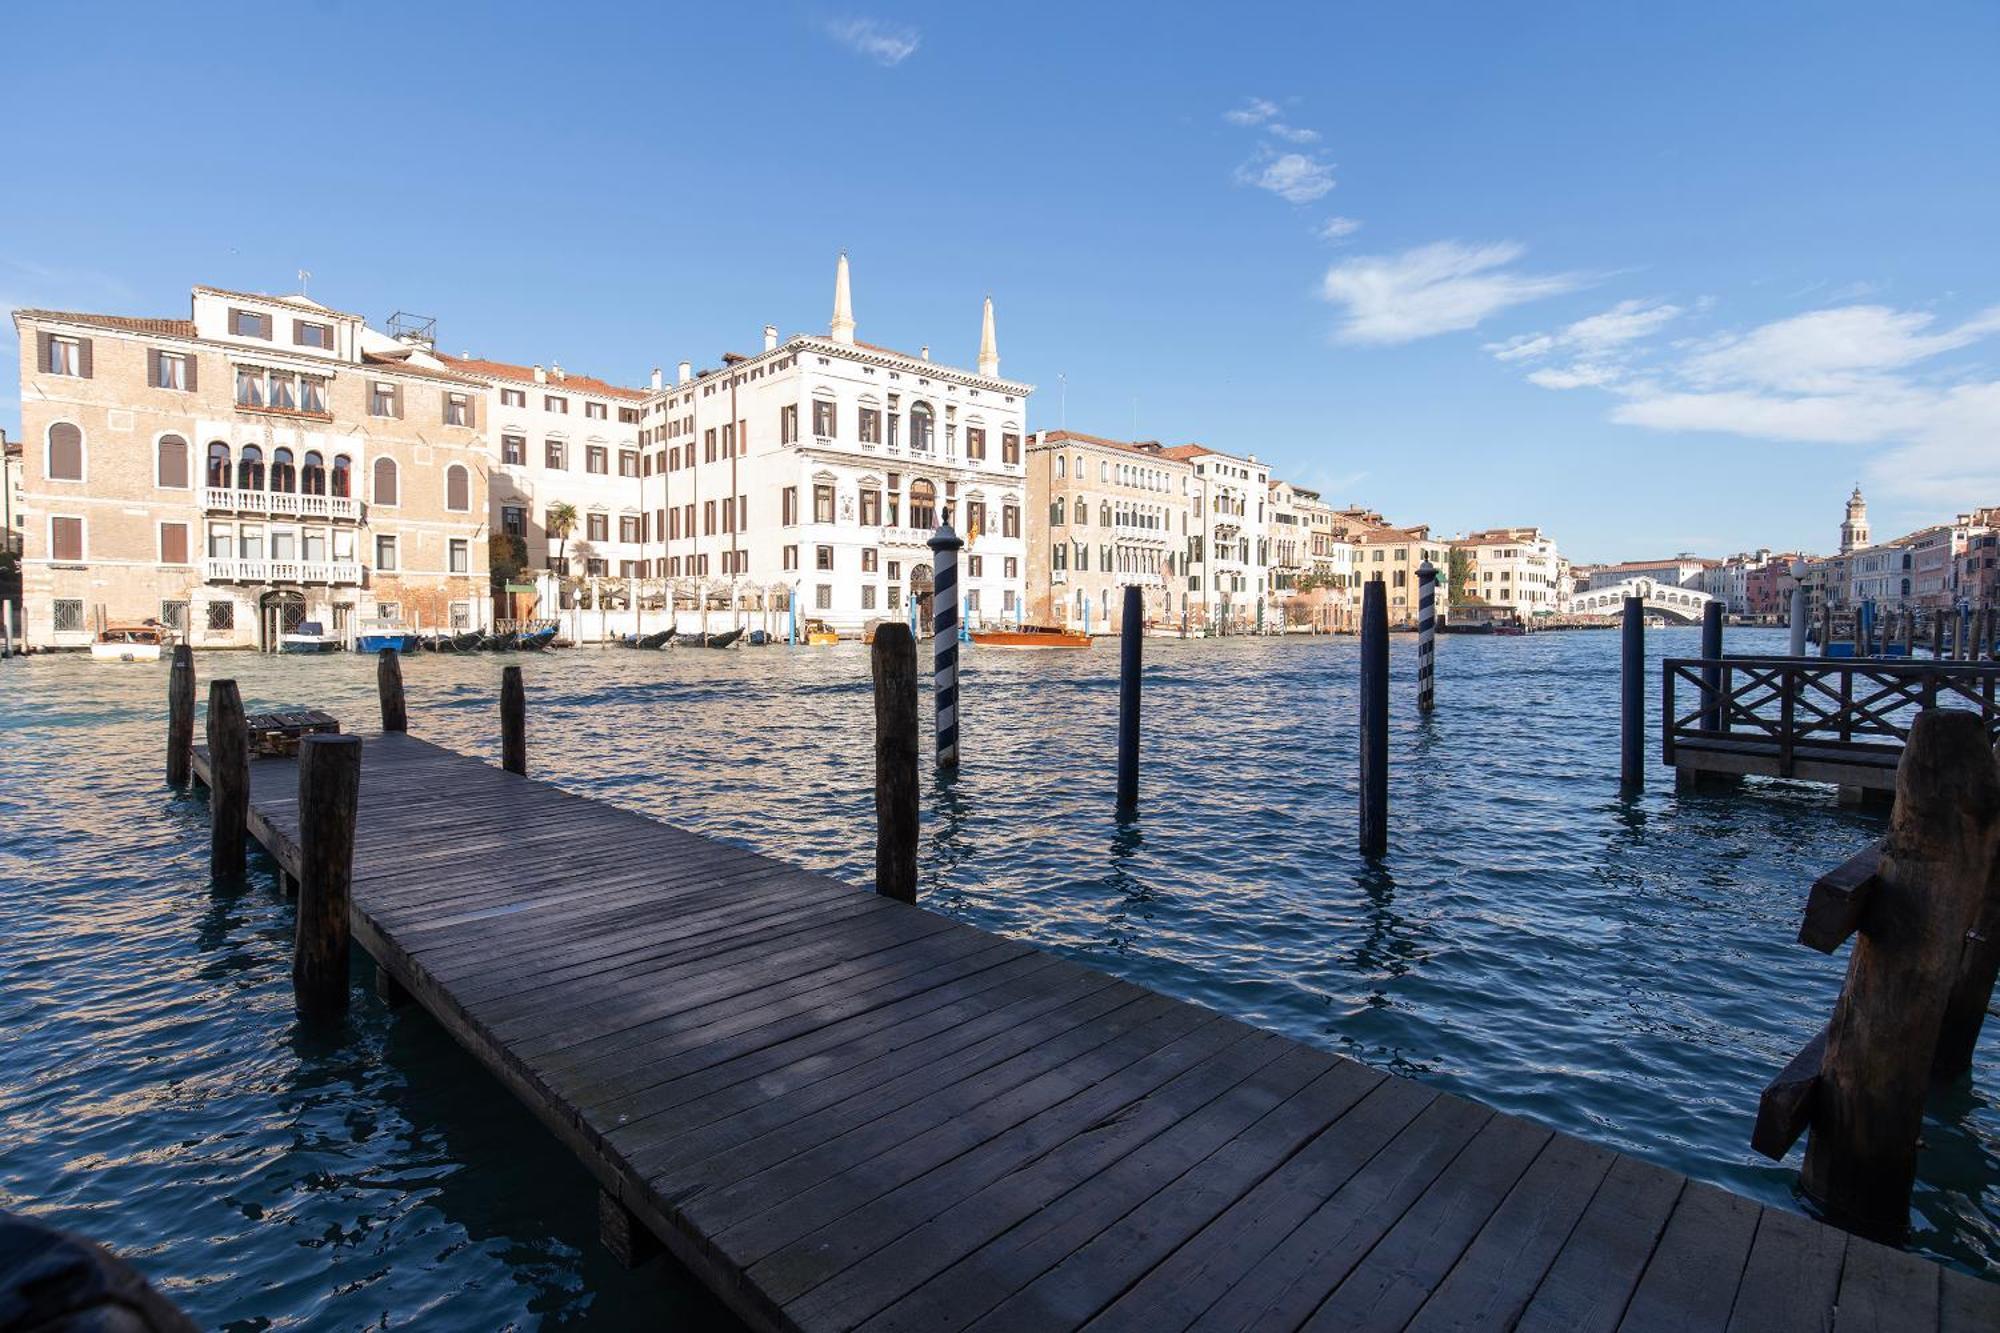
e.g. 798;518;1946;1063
1;625;1992;1326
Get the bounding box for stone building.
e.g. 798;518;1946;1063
1024;430;1193;632
1452;526;1566;621
1159;444;1271;632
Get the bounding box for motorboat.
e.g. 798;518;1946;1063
280;621;342;654
354;617;416;654
90;623;171;662
970;625;1092;650
803;619;840;646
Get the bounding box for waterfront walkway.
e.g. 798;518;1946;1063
192;732;1994;1331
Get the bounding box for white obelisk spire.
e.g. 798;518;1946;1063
830;252;856;345
977;295;999;378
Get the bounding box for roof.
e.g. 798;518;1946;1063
1353;525;1431;544
1033;430;1185;461
191;285;365;322
1458;527;1547;545
437;353;646;402
1157;443;1266;469
359;351;483;385
13;308;197;338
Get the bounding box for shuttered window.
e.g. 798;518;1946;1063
37;333;91;377
51;516;83;561
229;308;272;339
150;349;194;390
157;434;189;488
47;423;84;480
293;319;332;349
373;457;399;506
445;465;469;512
160;522;190;565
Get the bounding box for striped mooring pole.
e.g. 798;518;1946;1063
1416;559;1437;714
929;523;964;771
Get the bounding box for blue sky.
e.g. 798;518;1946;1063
4;1;1997;561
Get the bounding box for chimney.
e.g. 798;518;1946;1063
763;324;779;352
677;360;692;386
553;363;565;382
650;367;662;392
532;364;547;384
920;345;930;361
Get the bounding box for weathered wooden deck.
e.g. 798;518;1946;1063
192;733;1995;1331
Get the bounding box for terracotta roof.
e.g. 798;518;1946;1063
359;351;483;385
191;286;365;322
437;353;646;402
1353;524;1431;543
13;309;197;338
1034;430;1183;460
1157;443;1264;468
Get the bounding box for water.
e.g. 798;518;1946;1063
1;626;1993;1326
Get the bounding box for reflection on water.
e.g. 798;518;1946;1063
0;626;1992;1326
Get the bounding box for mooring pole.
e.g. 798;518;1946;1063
500;665;526;775
1901;608;1916;658
1789;563;1809;657
871;622;918;903
377;648;407;733
1416;560;1437;715
1621;596;1645;792
293;734;362;1017
1359;580;1389;857
207;680;248;884
1701;600;1724;733
928;524;963;771
167;643;195;786
1932;608;1946;660
1117;585;1143;815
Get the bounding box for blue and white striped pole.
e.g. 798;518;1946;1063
929;524;963;771
960;595;970;644
1417;559;1437;714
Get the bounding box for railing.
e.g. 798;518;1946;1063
204;558;363;585
1663;656;2000;775
202;486;361;522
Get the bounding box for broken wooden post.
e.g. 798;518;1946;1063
1621;596;1644;791
377;648;407;733
1359;580;1388;857
871;622;918;904
1934;736;2000;1082
501;665;526;775
1117;584;1143;815
293;733;361;1017
166;643;195;786
206;680;248;884
1797;709;2000;1237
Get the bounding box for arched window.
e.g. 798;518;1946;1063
46;422;84;481
909;402;934;452
270;447;296;493
909;478;937;530
301;451;326;495
373;457;399;506
331;455;352;498
237;444;265;491
1055;456;1066;479
445;463;470;512
156;434;189;489
207;442;231;488
1050;496;1065;525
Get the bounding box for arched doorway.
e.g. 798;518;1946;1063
911;563;935;635
259;589;306;651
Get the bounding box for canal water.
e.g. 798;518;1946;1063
0;626;1993;1326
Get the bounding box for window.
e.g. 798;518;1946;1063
969;555;984;577
151;350;193;390
967;501;988;537
1002;503;1020;538
42;334;87;377
373;457;399;506
229;308;271;339
587;512;608;542
620;515;641;543
1002;433;1020;465
293;319;332;349
860;488;881;526
502;505;526;538
783;487;799;525
444;391;472;427
813;399;837;437
445;464;470;512
53;599;85;632
859;407;882;443
816;584;832;610
703;499;716;534
502;434;525;465
161;600;189;632
270;529;296;561
817;545;834;571
46;423;84;481
814;484;835;524
371;381;400;417
302;530;326;562
862;549;878;573
861;586;877;610
375;535;398;571
577;401;604;421
545;395;567;414
619;408;640;425
967;428;986;461
501;387;526;407
1005;557;1018;579
267;372;296;412
203;601;235;632
910;479;937;529
300;376;327;414
546;439;568;469
780;403;799;444
235;366;264;408
270;447;296;492
619;450;639;478
586;446;608;474
50;515;84;561
783;545;798;570
332;455;352;498
449;539;469;574
910;403;934;451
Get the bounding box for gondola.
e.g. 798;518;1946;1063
632;629;673;649
517;625;558;651
702;628;745;649
481;630;519;652
672;628;712;646
747;629;772;646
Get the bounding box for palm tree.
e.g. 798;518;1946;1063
546;502;579;573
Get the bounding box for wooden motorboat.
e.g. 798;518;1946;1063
970;625;1092;650
803;619;840;646
91;623;170;662
280;621;341;654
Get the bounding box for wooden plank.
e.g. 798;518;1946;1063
1616;1180;1761;1333
1801;839;1884;953
1942;1265;2000;1333
1835;1235;1943;1332
1514;1155;1684;1333
1724;1205;1847;1333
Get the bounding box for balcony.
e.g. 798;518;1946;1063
203;486;360;522
205;557;363;586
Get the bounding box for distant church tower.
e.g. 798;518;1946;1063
1839;484;1870;554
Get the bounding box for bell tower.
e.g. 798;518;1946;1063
1839;485;1869;554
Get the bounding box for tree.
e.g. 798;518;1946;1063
489;533;528;589
545;502;578;572
1447;546;1473;605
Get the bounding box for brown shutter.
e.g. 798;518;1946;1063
464;394;476;429
293;320;304;346
147;349;160;387
161;522;188;565
77;338;93;378
443;392;452;425
185;353;198;392
36;331;51;373
52;516;82;561
394;385;404;419
158;435;188;488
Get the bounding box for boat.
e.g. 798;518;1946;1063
702;628;745;649
1493;624;1528;637
803;619;840;646
281;621;342;654
480;630;519;652
631;629;674;649
354;617;416;654
517;624;558;651
90;623;171;662
861;619;890;645
970;625;1093;650
747;629;773;646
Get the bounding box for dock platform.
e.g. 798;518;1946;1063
193;732;1995;1331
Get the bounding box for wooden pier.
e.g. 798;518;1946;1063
192;732;1996;1331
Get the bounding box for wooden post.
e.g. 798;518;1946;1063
166;643;195;786
1901;608;1915;658
293;734;362;1017
500;665;526;775
206;679;248;884
928;524;964;771
1621;596;1645;792
1852;604;1866;659
1700;600;1723;732
1416;560;1437;715
1934;736;2000;1081
377;648;407;733
1932;608;1946;660
871;623;918;904
1801;709;2000;1237
1117;585;1143;815
1359;580;1388;858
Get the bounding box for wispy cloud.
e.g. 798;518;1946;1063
1320;241;1588;345
1267;123;1320;144
822;16;920;66
1223;97;1280;127
1315;216;1363;243
1484;298;1682;387
1236;148;1336;203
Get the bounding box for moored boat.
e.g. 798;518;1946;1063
631;629;674;649
90;623;171;662
703;628;745;649
517;624;558;651
280;621;342;654
803;619;840;646
970;625;1092;650
354;618;416;654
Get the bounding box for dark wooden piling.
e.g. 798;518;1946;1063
1901;609;1916;657
206;680;248;884
1621;596;1645;791
1117;585;1143;815
500;665;526;775
1800;709;2000;1236
1932;609;1946;660
377;648;407;733
166;644;195;786
292;734;362;1016
1359;580;1388;858
1852;607;1867;659
1701;601;1724;732
870;623;918;904
1934;736;2000;1081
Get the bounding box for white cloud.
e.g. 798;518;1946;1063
823;16;920;66
1485;298;1682;387
1267;123;1320;144
1223;97;1280;127
1316;216;1363;242
1678;304;2000;393
1320;241;1588;345
1527;363;1622;390
1236;150;1336;203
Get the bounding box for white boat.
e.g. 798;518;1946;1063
281;620;342;654
91;624;171;662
